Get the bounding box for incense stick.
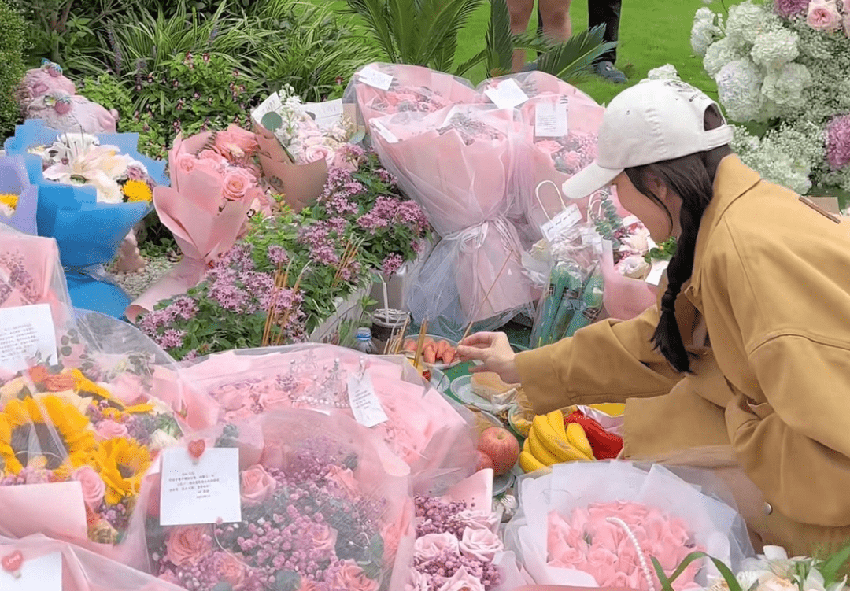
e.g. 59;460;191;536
412;318;428;368
460;254;513;343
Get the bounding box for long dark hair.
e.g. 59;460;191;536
624;105;731;373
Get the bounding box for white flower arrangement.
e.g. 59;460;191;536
693;0;850;209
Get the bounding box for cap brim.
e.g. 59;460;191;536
561;161;622;201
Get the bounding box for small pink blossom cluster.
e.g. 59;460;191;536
373;88;452;115
547;501;704;591
409;496;502;591
151;436;390;591
826;113;850;169
774;0;811;17
0;250;39;305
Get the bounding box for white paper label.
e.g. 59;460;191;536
371;120;399;144
303;99;344;129
541;204;582;243
0;551;62;591
347;372;388;428
357;67;394;91
251;92;284;127
645;260;670;286
484;79;529;110
160;447;242;527
535;98;568;137
0;304;57;372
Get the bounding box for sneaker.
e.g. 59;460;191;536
593;60;627;84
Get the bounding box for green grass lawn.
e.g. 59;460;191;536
320;0;745;107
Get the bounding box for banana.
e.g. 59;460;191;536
546;409;568;441
566;423;595;460
527;428;559;466
519;450;547;473
531;415;591;462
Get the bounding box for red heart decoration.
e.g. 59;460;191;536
1;550;23;573
188;439;206;460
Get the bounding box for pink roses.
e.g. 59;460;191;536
71;466;105;509
240;464;277;506
327;560;378;591
807;0;842;31
165;525;213;566
547;502;704;591
222;168;257;201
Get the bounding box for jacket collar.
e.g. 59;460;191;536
684;155;761;306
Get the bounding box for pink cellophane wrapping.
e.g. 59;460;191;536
134;409;415;590
173;343;478;493
344;62;478;127
600;239;658;321
25;91;119;134
127;130;261;321
370;104;537;334
0;534;185;591
0;226;72;332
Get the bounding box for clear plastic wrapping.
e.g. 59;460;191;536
370;104;537;336
137;409;414;591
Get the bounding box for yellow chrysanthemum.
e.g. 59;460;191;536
95;437;151;505
121;179;152;203
0;396;96;476
0;194;18;211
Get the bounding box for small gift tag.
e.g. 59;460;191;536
541;204;582;243
357;67;394;91
347;371;388;428
0;304;57;372
534;98;568;137
303;99;344;130
160;447;242;526
484;79;529;110
645;260;669;286
371;120;399;144
0;551;61;590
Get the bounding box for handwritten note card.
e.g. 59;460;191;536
0;304;57;372
535;98;569;137
484;79;529;110
357;67;394;91
160;447;242;527
0;551;62;591
303;99;345;130
347;372;388;428
541;204;582;243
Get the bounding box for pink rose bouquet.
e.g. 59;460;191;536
126;125;270;321
142;410;413;591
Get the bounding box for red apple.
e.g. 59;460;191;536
475;450;494;472
477;426;519;476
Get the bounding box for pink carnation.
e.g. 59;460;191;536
826;114;850;169
807;0;842;30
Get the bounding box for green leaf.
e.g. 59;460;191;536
485;0;513;76
535;24;617;81
261;111;283;131
818;541;850;586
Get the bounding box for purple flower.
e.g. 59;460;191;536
382;253;404;276
774;0;811;17
159;329;186;350
267;245;288;266
826;113;850;170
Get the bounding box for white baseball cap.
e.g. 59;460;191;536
562;78;734;200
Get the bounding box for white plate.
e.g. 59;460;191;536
450;375;513;414
494;465;521;497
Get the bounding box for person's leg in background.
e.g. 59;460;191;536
588;0;627;83
509;0;536;72
538;0;572;42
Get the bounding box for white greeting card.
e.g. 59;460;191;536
484;79;529;110
160;447;242;527
347;372;388;428
535;98;569;137
541;204;582;243
0;551;62;591
0;304;57;372
357;67;394;91
303;99;345;130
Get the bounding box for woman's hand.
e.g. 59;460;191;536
456;332;521;384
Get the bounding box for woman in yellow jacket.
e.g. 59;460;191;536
458;79;850;555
